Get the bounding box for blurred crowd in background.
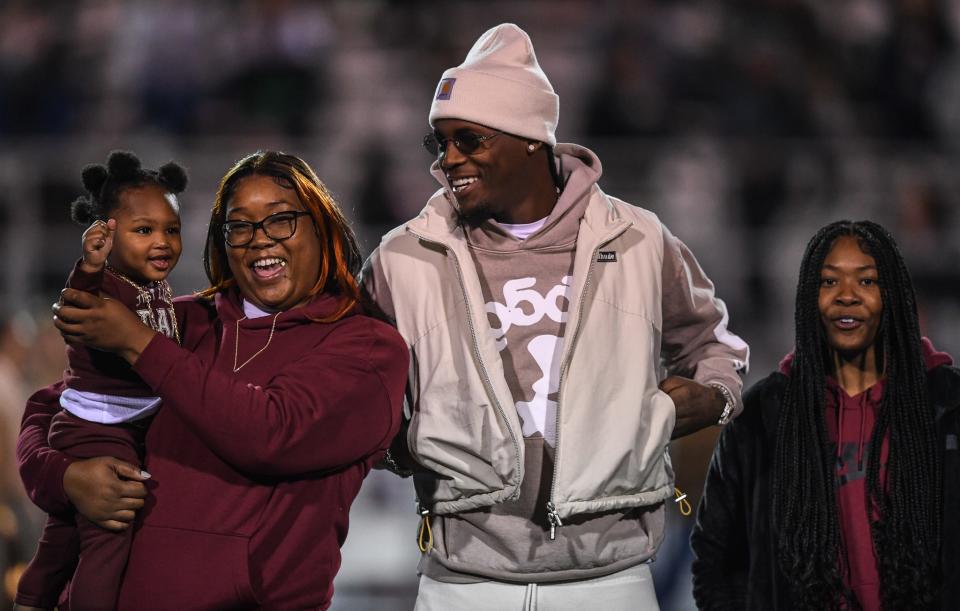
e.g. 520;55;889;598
1;1;959;609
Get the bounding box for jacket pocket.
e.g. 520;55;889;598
658;388;677;439
118;525;259;610
634;388;677;490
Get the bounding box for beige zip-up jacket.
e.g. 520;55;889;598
363;144;748;521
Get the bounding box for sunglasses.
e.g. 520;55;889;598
422;130;502;158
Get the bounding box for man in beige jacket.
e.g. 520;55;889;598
362;23;749;611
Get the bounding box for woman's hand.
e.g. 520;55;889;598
63;457;150;531
79;218;116;274
53;288;156;364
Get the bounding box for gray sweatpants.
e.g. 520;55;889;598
413;563;660;611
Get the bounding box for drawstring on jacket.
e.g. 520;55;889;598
674;487;692;516
417;506;433;553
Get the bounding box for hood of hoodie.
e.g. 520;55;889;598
423;143;603;251
214;286;354;330
777;336;953;377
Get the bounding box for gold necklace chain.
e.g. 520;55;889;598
105;265;180;344
233;313;280;373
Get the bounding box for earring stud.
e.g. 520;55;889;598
527;143;536;152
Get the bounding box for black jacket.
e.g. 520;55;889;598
690;365;960;610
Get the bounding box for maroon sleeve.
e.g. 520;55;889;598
133;318;409;477
65;259;104;294
172;295;216;351
16;381;74;514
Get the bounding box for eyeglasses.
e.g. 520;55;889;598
422;130;502;158
222;211;312;247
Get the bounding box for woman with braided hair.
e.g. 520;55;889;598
691;220;960;610
16;150;189;610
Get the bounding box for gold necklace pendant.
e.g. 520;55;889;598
233;313;280;373
105;265;181;344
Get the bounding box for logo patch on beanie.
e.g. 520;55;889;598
436;78;456;100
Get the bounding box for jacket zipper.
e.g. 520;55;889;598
546;501;563;539
407;230;523;502
547;224;629;540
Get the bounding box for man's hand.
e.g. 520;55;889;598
79;219;116;274
63;457;149;531
660;376;726;439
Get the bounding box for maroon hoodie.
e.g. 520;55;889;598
778;338;952;610
18;288;408;610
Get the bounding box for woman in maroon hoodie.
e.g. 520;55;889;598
18;151;409;610
691;220;960;610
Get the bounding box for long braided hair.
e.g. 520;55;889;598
771;220;941;609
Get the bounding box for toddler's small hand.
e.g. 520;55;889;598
80;218;116;273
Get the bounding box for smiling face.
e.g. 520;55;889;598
108;183;182;283
433;118;540;224
224;174;321;312
818;235;883;359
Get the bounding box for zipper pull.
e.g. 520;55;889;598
546;501;563;540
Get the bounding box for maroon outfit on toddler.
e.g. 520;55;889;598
16;260;180;610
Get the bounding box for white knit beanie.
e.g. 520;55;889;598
428;23;559;146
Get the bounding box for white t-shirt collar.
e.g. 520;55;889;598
498;217;548;241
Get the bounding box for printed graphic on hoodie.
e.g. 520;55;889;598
130;283;177;340
486;275;572;446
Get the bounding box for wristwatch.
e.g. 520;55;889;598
709;382;736;426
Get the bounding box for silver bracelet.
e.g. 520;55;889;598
709;383;736;426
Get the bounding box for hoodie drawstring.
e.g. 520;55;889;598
834;386;844;464
832;385;871;470
857;392;867;470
